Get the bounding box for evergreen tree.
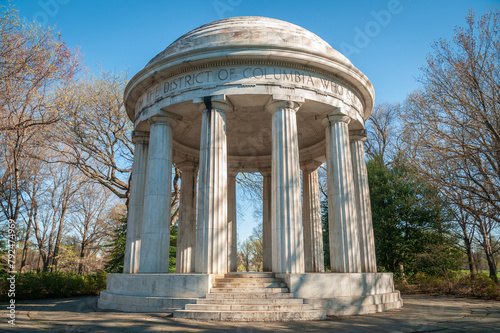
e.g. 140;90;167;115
321;200;330;271
105;218;127;273
169;225;177;273
367;155;461;281
105;218;178;273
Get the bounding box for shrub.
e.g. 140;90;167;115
452;273;499;298
0;271;108;301
412;272;451;294
401;271;500;300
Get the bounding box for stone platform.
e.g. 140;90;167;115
281;272;403;315
98;273;219;312
98;272;402;319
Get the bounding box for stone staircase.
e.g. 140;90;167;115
173;272;326;321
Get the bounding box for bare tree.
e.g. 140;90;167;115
170;168;181;226
42;69;182;225
365;103;401;165
68;182;114;273
402;8;500;282
237;222;263;272
44;70;133;201
0;5;79;226
45;164;81;270
18;155;48;272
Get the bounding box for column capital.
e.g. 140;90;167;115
321;108;351;126
265;99;302;113
301;160;323;172
176;161;199;173
349;129;368;142
196;95;233;113
132;131;149;144
148;111;182;126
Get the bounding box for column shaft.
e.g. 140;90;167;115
196;102;229;274
139;118;173;273
302;167;325;272
227;172;237;272
325;114;361;273
262;172;272;272
123;134;148;273
350;133;377;272
270;101;305;274
176;165;198;273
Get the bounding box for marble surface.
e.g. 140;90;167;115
227;173;237;272
123;134;148;274
325;113;361;273
196;101;230;274
351;132;378;273
139;119;173;273
176;165;198;273
302;166;325;273
269;100;305;274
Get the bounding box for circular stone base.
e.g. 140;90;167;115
98;273;402;317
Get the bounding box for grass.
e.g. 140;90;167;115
460;270;500;278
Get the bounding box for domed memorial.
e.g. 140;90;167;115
99;17;402;321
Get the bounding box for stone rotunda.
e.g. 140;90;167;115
98;16;402;321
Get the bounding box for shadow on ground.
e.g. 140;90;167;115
2;295;499;332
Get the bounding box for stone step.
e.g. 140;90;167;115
197;298;305;305
210;287;289;293
216;277;281;283
173;309;327;321
206;292;294;299
224;273;274;278
171;273;329;321
185;303;315;311
213;282;287;288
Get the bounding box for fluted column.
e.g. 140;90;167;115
350;130;377;272
195;100;230;274
123;132;149;274
301;163;325;272
139;116;175;273
227;171;237;272
261;171;272;272
324;111;361;273
176;163;198;273
268;100;305;274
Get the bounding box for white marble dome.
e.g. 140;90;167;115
146;16;352;68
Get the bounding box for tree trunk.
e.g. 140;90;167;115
45;206;59;270
12;141;22;222
482;240;498;284
32;205;48;272
478;221;498;284
51;207;68;271
463;235;476;277
19;218;32;273
78;244;86;274
170;167;181;226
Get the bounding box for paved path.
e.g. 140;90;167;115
1;295;499;332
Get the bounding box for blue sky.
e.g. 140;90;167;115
11;0;498;241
